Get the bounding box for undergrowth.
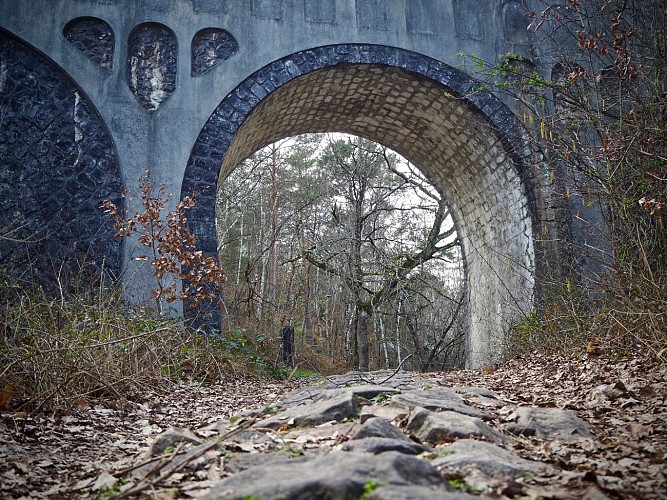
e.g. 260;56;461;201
492;0;667;362
508;277;667;361
0;281;285;414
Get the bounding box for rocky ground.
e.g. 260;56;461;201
1;351;666;499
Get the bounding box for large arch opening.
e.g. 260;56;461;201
183;45;538;368
216;133;467;372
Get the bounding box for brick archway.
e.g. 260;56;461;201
183;44;539;367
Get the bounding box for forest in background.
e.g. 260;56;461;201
216;134;464;373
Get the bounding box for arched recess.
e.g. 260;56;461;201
191;28;238;76
63;16;114;69
182;45;540;368
0;28;123;284
127;23;177;111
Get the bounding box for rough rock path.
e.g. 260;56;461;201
2;352;666;498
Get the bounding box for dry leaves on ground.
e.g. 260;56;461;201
1;351;665;498
0;377;310;498
444;351;667;498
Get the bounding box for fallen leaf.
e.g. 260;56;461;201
0;384;16;410
586;337;601;355
620;397;642;408
626;423;652;439
639;385;657;398
613;380;627;392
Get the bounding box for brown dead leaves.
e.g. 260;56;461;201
461;351;667;498
0;378;308;498
2;352;666;498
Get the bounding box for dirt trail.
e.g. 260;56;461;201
1;352;665;498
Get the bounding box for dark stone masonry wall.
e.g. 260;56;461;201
0;30;122;283
63;17;114;70
191;28;238;77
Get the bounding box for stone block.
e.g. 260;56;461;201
304;0;335;24
406;406;505;444
356;0;388;31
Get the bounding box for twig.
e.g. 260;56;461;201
112;393;278;499
35;326;174;354
376;354;413;385
114;453;172;477
25;372;85;414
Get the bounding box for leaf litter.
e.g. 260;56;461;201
0;351;665;498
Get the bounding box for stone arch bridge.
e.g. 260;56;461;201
0;0;603;368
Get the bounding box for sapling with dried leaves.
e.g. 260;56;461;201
102;170;226;313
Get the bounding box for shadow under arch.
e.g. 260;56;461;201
182;44;540;368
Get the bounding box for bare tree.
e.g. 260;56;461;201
217;134;465;372
303;136;460;371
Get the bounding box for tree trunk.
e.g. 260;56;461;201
268;146;278;314
303;260;313;342
344;302;354;364
405;309;422;372
236;215;244;284
378;313;389;368
395;293;403;368
356;305;371;371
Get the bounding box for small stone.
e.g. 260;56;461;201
341;437;430;455
350;417;409;442
453;387;501;399
360;405;409;424
278;387;324;407
588;384;625;402
332;385;401;400
406;407;506;444
504;407;592;440
454;386;513;409
150;427;202;456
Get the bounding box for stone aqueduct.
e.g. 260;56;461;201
0;0;602;367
